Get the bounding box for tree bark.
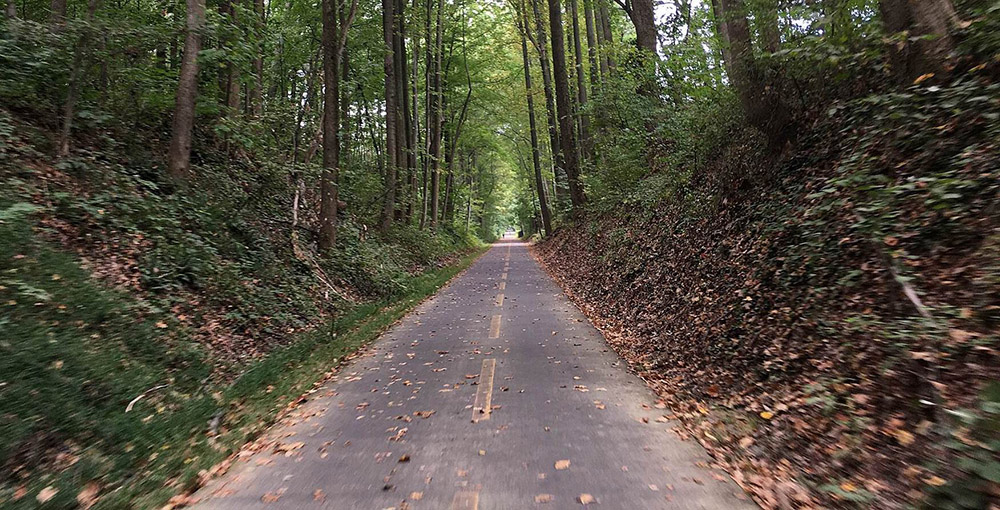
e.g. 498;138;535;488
49;0;66;27
6;0;17;19
879;0;958;82
583;0;599;87
547;0;586;209
57;0;101;158
250;0;265;117
219;0;241;114
713;0;792;146
428;0;444;228
167;0;205;180
381;0;398;231
568;0;591;159
319;0;358;251
518;1;553;235
598;0;616;72
529;0;567;205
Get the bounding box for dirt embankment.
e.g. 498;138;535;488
535;113;1000;508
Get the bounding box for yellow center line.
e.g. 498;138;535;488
472;359;496;423
498;281;505;290
501;272;507;280
489;314;501;338
496;293;504;307
450;491;480;510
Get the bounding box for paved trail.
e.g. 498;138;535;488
193;238;755;509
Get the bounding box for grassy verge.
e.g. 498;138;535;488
0;206;486;509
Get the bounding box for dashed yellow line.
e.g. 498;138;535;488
450;491;480;510
501;272;507;280
495;293;504;307
489;314;501;338
498;281;505;291
472;359;496;423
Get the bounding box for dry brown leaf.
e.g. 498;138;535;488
578;493;595;505
535;493;554;503
37;486;58;504
77;482;100;509
555;459;571;470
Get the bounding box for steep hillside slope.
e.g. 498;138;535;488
537;78;1000;509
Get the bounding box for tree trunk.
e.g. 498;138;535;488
7;0;17;19
598;0;616;72
568;0;590;160
219;0;241;114
879;0;958;82
49;0;66;27
167;0;205;180
250;0;265;117
713;0;792;146
428;0;444;228
529;0;567;206
547;0;586;209
57;0;101;158
759;0;781;53
628;0;657;54
519;2;553;235
381;0;398;231
583;0;599;87
409;1;420;224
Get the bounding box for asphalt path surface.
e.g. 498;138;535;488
192;237;756;509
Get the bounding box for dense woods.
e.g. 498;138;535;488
1;0;999;506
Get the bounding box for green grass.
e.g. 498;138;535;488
0;205;486;509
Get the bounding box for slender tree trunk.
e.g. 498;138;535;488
250;0;264;117
320;0;338;251
583;0;599;87
7;0;17;19
547;0;586;209
519;1;553;235
879;0;958;82
530;0;567;205
759;0;781;53
57;0;101;158
167;0;205;180
568;0;590;160
409;1;420;224
714;0;792;146
428;0;444;228
393;0;407;221
420;0;433;229
49;0;66;27
381;0;398;231
598;0;615;71
219;0;241;113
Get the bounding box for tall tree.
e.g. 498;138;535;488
879;0;958;82
57;0;102;157
568;0;590;158
528;0;567;205
381;0;399;231
6;0;16;18
167;0;206;180
583;0;600;86
428;0;444;227
319;0;358;252
547;0;586;209
611;0;656;55
517;0;553;234
249;0;265;117
712;0;792;146
219;0;241;113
